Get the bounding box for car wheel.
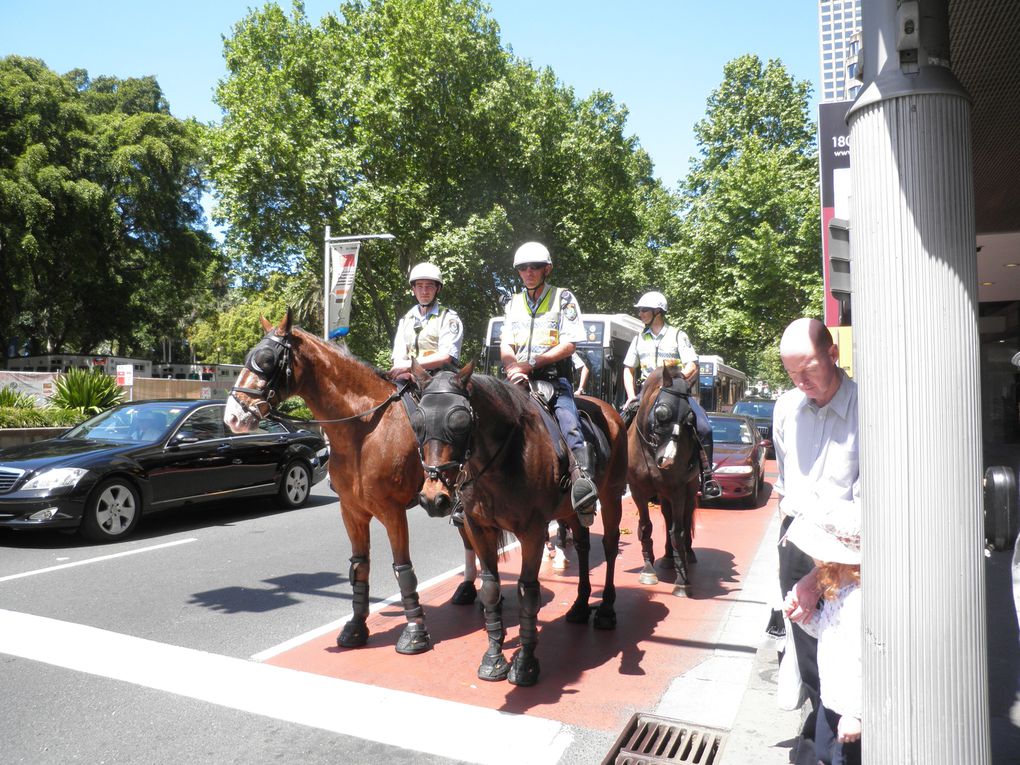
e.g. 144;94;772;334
80;478;141;542
743;471;760;508
278;461;312;508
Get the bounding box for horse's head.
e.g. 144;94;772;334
642;365;695;470
412;362;475;518
224;310;295;434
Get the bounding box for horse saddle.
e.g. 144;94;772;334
528;387;610;487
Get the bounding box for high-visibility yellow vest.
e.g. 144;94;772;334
402;307;448;358
505;287;563;364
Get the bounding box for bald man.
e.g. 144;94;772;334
774;318;860;765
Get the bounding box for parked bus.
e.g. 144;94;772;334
698;355;747;412
481;313;644;407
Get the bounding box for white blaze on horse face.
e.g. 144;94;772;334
658;438;677;469
223;369;261;434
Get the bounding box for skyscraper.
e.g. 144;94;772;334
818;0;863;102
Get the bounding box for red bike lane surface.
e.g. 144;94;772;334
267;492;776;733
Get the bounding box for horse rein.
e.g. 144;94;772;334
230;329;402;425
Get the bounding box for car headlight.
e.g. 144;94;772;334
21;467;90;491
715;465;753;475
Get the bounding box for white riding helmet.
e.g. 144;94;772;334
634;291;668;312
408;262;443;286
512;241;552;267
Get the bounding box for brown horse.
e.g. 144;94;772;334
627;365;701;597
223;310;478;655
412;363;627;686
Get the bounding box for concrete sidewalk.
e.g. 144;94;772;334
671;507;1020;765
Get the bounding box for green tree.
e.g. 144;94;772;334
208;0;671;364
0;56;222;357
666;55;821;386
187;273;292;364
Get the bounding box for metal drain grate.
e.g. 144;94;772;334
601;713;728;765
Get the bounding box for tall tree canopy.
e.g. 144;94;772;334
0;56;221;357
207;0;670;363
665;55;821;384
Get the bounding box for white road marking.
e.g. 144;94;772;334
0;538;198;583
252;536;523;661
0;609;572;765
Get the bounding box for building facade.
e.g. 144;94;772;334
818;0;863;101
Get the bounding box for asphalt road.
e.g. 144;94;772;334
0;481;474;765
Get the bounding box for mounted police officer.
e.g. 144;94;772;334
622;291;722;499
390;263;464;380
500;241;599;526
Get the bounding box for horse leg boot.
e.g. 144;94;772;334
338;556;370;647
570;444;599;527
636;501;658;585
508;580;542;686
392;563;431;654
477;571;510;681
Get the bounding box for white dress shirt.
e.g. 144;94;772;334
773;368;859;521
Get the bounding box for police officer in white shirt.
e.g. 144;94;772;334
390;263;464;379
500;241;598;525
621;291;721;498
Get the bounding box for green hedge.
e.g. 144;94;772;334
0;407;86;429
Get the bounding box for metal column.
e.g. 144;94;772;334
849;0;990;761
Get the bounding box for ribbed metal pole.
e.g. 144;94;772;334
850;1;990;762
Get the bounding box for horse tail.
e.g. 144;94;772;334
498;529;514;561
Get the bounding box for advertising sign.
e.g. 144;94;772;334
326;241;361;340
115;364;134;387
818;101;854;326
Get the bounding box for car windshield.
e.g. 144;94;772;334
62;403;189;443
710;418;755;445
733;400;775;419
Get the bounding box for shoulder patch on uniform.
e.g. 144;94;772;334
446;317;460;335
559;289;575;305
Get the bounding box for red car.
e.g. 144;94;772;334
706;413;767;507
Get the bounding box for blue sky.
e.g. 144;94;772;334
1;0;821;193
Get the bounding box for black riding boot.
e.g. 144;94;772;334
571;445;598;526
701;434;722;499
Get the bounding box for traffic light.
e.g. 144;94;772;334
828;217;851;325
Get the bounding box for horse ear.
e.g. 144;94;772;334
260;316;273;332
280;307;293;334
456;362;475;389
409;358;432;385
661;364;673;386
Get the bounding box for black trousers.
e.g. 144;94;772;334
815;705;861;765
779;514;821;762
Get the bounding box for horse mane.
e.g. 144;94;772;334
289;326;395;389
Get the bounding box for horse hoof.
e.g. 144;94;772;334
450;580;477;605
655;556;675;570
395;623;431;655
671;583;689;598
552;549;570;570
638;565;658;586
594;607;617;630
337;621;368;648
507;649;540;687
565;602;592;624
477;653;511;682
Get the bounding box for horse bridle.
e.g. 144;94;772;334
412;374;475;491
640;379;694;450
230;328;402;425
230;330;294;420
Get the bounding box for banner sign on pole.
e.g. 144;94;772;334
327;241;362;339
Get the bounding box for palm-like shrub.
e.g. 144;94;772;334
0;384;37;409
49;368;125;416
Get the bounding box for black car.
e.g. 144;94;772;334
0;399;328;542
731;398;777;458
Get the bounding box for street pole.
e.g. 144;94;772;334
850;1;989;762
